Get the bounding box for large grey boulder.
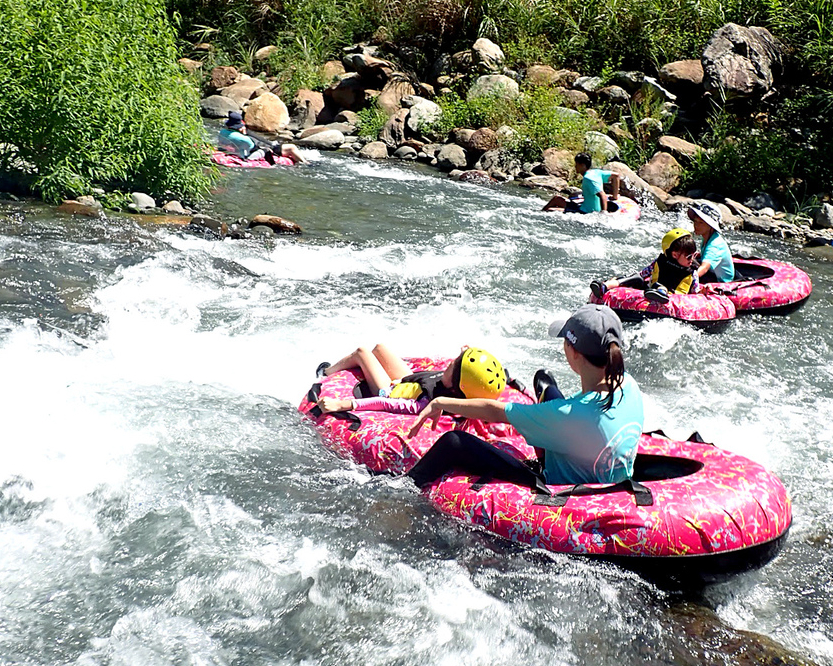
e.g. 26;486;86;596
220;79;267;106
131;192;156;210
611;71;644;92
813;204;833;229
657;135;705;162
472;38;505;72
324;73;366;111
573;76;603;94
639;76;677;103
603;161;670;211
542;148;575;178
702;24;786;100
290;89;325;130
296;130;346;149
406;98;442;134
393;146;418;160
436;144;469;171
244;92;289;132
743;191;781;211
659;59;704;96
379;108;409;149
200;95;241;119
377;78;416;115
467;75;520;101
638;152;683;192
584;131;619;162
475;148;522;177
553;106;582;121
358;141;389;159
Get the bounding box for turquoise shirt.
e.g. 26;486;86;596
580;169;613;213
701;231;735;282
504;374;644;485
218;128;257;158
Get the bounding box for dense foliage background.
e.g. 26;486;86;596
0;0;215;203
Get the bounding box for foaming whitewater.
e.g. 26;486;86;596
1;150;832;665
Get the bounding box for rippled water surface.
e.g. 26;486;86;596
1;151;832;665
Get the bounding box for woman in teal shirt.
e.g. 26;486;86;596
407;305;644;491
688;201;735;282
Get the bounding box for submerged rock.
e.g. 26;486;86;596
250;214;302;234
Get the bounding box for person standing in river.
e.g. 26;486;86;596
542;153;621;214
688;201;735;283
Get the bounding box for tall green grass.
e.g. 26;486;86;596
0;0;215;203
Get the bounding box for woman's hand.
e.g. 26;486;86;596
317;397;353;414
408;398;445;439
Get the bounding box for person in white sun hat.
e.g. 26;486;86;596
687;201;735;283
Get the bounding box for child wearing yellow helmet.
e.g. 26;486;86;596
589;228;700;304
315;344;505;415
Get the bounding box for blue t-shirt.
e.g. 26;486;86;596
701;231;735;282
218;128;257;158
504;374;644;485
580;169;613;213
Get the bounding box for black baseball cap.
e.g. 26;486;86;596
549;304;624;357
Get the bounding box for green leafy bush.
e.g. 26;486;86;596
430;91;518;136
357;102;390;140
511;86;590;161
0;0;215;203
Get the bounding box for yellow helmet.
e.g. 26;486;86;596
457;348;506;399
661;227;693;253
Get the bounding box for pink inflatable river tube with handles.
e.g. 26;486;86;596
300;357;791;586
211;150;295;168
699;256;812;315
589;289;736;331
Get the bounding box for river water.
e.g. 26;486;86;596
1;150;832;665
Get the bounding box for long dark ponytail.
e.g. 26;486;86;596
583;342;625;411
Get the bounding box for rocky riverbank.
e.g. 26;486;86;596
193;25;833;247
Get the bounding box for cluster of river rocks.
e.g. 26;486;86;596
186;23;833;245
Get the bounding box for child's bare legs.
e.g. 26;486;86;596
323;344;411;395
542;194;568;211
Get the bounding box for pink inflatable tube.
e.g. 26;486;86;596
699;256;812;315
589;289;736;331
210;150;295;168
300;357;791;585
558;195;641;222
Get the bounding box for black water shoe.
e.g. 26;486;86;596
533;368;558;403
590;280;608;299
315;361;331;378
644;286;670;304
